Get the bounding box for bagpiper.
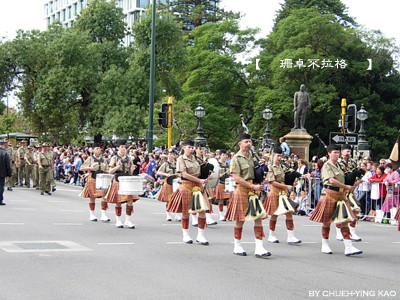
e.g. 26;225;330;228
167;139;210;245
225;133;271;258
310;144;362;256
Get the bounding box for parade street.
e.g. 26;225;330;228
0;185;398;300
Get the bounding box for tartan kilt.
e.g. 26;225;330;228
264;186;287;215
82;174;107;199
310;189;356;224
225;185;251;222
167;181;204;213
395;208;400;231
106;179;139;203
157;178;173;202
213;182;231;201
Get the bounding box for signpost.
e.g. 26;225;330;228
329;132;358;145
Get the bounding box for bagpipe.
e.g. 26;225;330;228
341;155;364;212
280;160;302;185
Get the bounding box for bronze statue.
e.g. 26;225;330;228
292;84;311;130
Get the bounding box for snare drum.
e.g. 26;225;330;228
95;174;114;190
172;177;181;193
224;177;236;193
118;176;144;195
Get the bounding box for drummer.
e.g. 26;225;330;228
155;150;181;222
213;150;231;221
106;142;138;228
80;144;110;222
167;139;211;245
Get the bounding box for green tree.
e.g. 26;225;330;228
161;0;239;33
247;6;400;159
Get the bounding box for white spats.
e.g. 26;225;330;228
196;228;209;245
344;239;363;256
206;213;217;225
115;216;123;228
233;239;246;256
321;238;332;254
124;215;135;229
100;210;110;222
182;229;193;244
89;210;97;222
287;230;302;245
336;227;344;241
268;230;279;243
254;238;271;258
349;226;362;242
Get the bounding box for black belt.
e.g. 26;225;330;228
323;185;344;192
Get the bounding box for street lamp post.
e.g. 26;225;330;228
357;103;369;151
262;104;273;149
194;101;207;147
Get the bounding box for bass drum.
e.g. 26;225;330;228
206;158;220;188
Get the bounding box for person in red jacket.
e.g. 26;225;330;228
369;166;387;210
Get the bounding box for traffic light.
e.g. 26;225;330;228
158;103;168;128
344;104;357;133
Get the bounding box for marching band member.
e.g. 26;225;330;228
107;143;138;229
80;145;110;222
310;144;362;256
213;150;231;221
167;139;210;245
336;144;363;242
225;133;271;258
264;147;301;245
155;150;179;221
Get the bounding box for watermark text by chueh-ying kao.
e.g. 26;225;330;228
308;290;397;298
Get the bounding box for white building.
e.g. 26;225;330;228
43;0;162;45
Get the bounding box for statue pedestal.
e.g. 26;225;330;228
284;130;313;161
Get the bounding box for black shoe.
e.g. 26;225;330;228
0;202;6;206
7;187;13;191
52;187;56;192
36;187;39;190
40;192;44;195
45;191;52;195
20;184;23;187
255;252;272;259
26;185;30;188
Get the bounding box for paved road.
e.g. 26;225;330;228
0;184;399;300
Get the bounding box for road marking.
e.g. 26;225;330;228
11;208;37;211
98;243;135;245
53;223;83;226
48;200;69;203
393;242;400;244
301;242;317;244
229;242;255;244
166;242;184;244
0;240;92;253
162;223;182;226
60;210;85;212
0;223;25;225
301;224;320;227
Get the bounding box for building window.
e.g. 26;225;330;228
62;9;66;21
47;17;51;25
80;0;84;9
44;4;48;16
70;20;74;27
57;12;61;21
74;3;78;15
68;6;71;19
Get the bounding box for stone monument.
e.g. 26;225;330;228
284;84;313;161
